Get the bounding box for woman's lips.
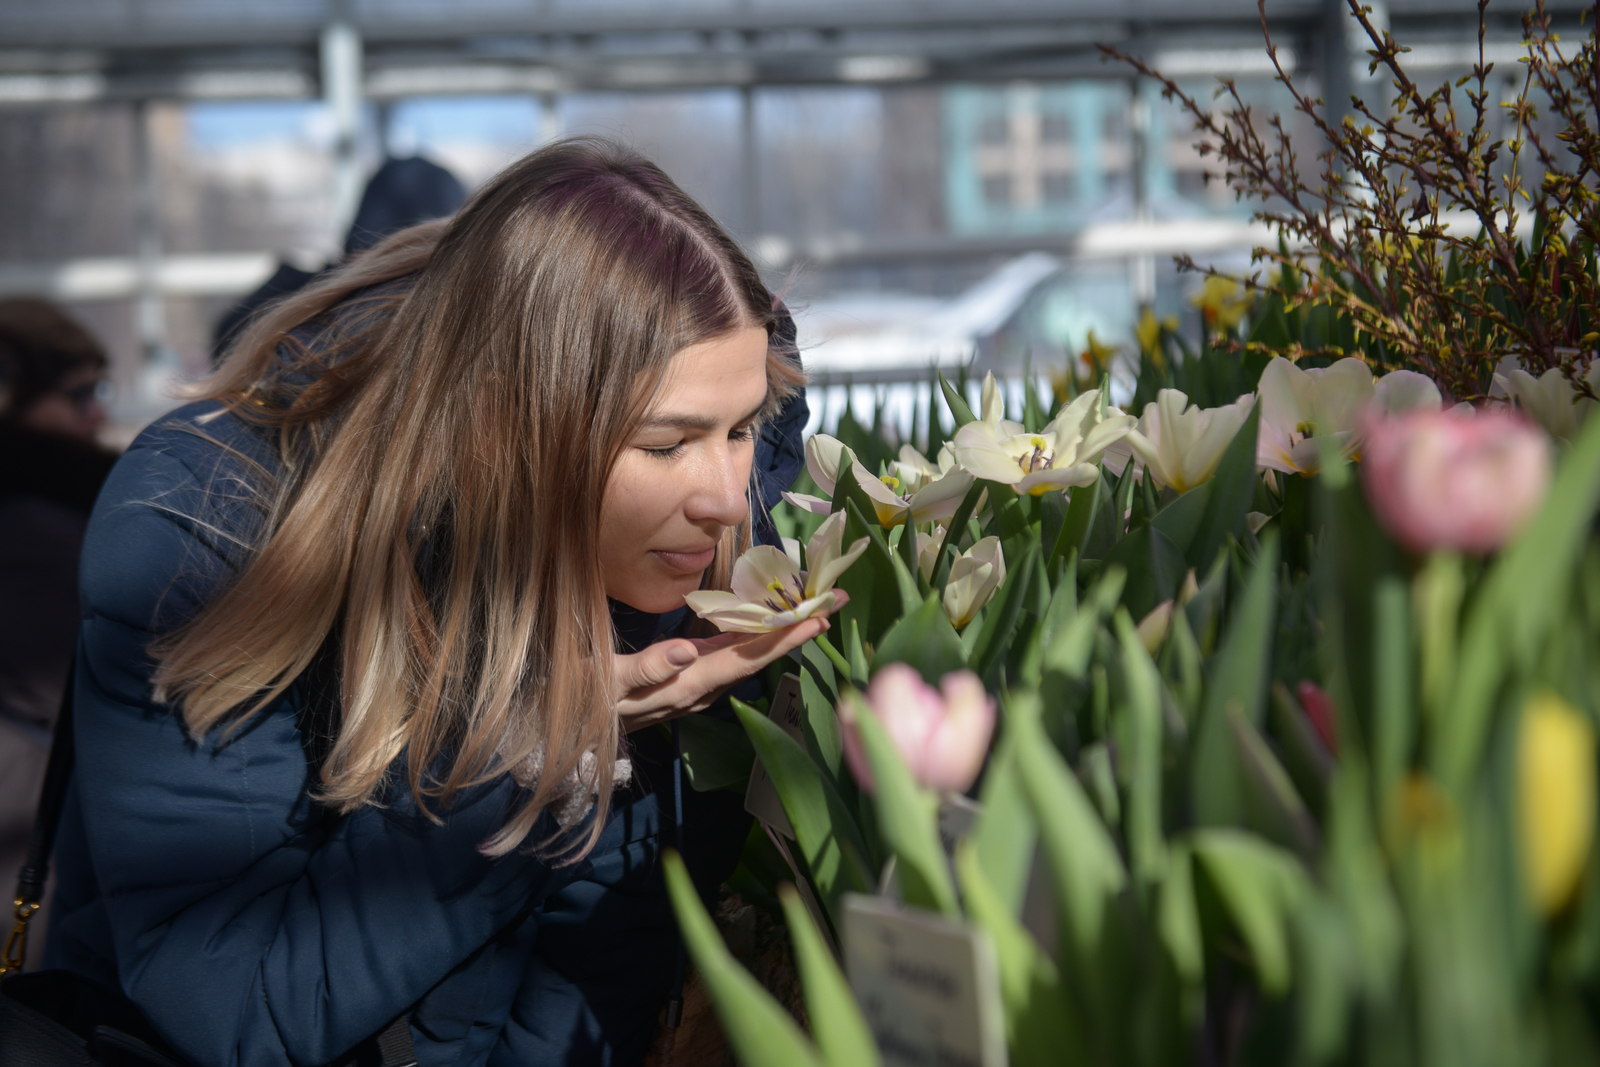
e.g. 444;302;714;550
652;546;717;573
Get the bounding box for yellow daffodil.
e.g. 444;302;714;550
1125;388;1256;493
684;510;868;633
1135;308;1179;357
1517;691;1596;917
953;387;1136;495
1190;275;1252;333
1078;330;1120;380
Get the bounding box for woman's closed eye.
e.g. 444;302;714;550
641;424;756;461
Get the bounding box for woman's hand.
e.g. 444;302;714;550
612;593;848;732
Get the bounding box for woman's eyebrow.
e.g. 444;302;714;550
642;402;766;432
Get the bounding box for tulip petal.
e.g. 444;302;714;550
953;423;1029;485
729;545;804;605
853;460;912;526
905;469;974;524
920;672;997;793
780;491;834;516
805;434;848;496
809;536;870;598
1374;370;1443;414
1018;464;1099;494
683;592;786;633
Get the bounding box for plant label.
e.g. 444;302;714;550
843;893;1007;1067
743;672;804;839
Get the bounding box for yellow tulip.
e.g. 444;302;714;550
1517;691;1597;917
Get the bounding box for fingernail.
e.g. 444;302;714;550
666;645;697;668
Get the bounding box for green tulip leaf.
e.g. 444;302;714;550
678;713;756;792
872;591;968;684
969;541;1042;685
1192;533;1279;828
1103;521;1186;621
1113;610;1168;885
1148;478;1213;558
1229;705;1321;861
932;480;988;590
1010;690;1128;957
779;884;881;1067
1186;405;1260;573
834;478;905;645
939;370;979;427
955;841;1085;1066
974;718;1038;915
798;662;845;782
1164;844;1203;1004
734;698;874;918
1191;828;1309;997
663;851;825;1067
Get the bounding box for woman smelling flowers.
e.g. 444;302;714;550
46;140;826;1066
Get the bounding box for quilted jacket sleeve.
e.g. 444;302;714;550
72;416;564;1067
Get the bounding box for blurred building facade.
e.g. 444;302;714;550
0;0;1581;435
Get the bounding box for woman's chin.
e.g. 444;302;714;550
610;574;705;616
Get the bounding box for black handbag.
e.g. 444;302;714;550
0;664;418;1067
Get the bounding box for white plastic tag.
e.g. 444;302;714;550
743;672;804;839
843;893;1008;1067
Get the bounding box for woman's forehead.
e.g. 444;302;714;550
650;327;770;413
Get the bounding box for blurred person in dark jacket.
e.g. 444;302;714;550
212;155;467;362
0;297;118;965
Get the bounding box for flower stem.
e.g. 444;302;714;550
813;633;854;681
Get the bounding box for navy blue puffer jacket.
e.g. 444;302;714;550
44;348;807;1064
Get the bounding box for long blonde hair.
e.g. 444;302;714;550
153;139;803;857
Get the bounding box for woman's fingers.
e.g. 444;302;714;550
613;606;841;730
612;638;701;700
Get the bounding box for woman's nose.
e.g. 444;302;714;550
685;446;750;528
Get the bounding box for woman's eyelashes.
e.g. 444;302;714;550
640;425;756;460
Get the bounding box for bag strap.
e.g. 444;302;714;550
2;660;76;977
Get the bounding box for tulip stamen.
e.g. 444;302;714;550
763;574;807;612
1017;435;1055;475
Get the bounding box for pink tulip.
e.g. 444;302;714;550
838;664;997;795
1360;408;1550;555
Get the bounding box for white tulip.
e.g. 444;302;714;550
917;526;946;583
1256;356;1376;474
685;511;868;633
1124;389;1256;493
783;435;972;528
1373;369;1443;414
1494;358;1599;443
954;388;1136;495
943;536;1006;630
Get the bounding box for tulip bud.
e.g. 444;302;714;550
1518;691;1596;918
838;664;997;795
943;536;1005;630
1361;409;1550;555
1296;680;1338;756
1135;600;1174;654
